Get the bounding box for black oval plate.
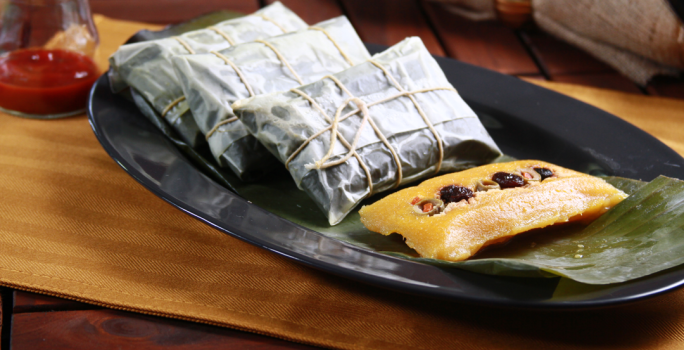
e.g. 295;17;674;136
88;44;684;309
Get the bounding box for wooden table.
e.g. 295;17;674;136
2;1;683;348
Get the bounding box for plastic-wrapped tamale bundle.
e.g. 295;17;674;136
172;16;370;180
232;37;502;225
108;2;307;147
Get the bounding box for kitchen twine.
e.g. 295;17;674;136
290;74;404;188
204;26;353;139
254;39;305;85
208;26;235;46
161;13;286;118
285;60;452;192
161;95;188;118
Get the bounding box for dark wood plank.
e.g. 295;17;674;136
516;74;546;81
14;291;101;313
423;2;539;75
264;0;344;25
90;0;260;24
646;76;684;100
517;73;545;79
339;0;446;56
12;309;319;349
0;289;3;346
0;288;14;350
519;28;613;76
553;73;643;94
1;287;15;350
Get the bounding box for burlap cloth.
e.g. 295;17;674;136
425;0;684;85
2;15;684;350
533;0;684;85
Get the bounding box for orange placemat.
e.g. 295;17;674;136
1;15;684;350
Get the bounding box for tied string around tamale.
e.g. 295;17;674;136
292;74;404;189
161;95;188;118
253;13;288;33
308;26;355;66
208;26;235;46
254;39;305;85
160;37;195;119
208;13;289;47
286;60;452;193
173;13;286;55
162;13;287;118
172;36;196;55
289;92;375;194
204;26;355;140
204;40;302;139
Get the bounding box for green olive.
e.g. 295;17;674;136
413;198;444;216
518;167;542;182
476;179;500;192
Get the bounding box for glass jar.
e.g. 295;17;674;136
0;0;99;119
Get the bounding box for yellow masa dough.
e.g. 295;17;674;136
359;160;628;262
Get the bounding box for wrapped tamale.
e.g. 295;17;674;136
172;16;370;180
232;37;502;225
108;2;307;147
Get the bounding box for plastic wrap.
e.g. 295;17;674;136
107;2;307;147
172;16;370;180
233;37;502;225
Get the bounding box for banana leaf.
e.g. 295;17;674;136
236;173;684;285
381;176;684;284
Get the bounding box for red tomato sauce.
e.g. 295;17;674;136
0;48;99;115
